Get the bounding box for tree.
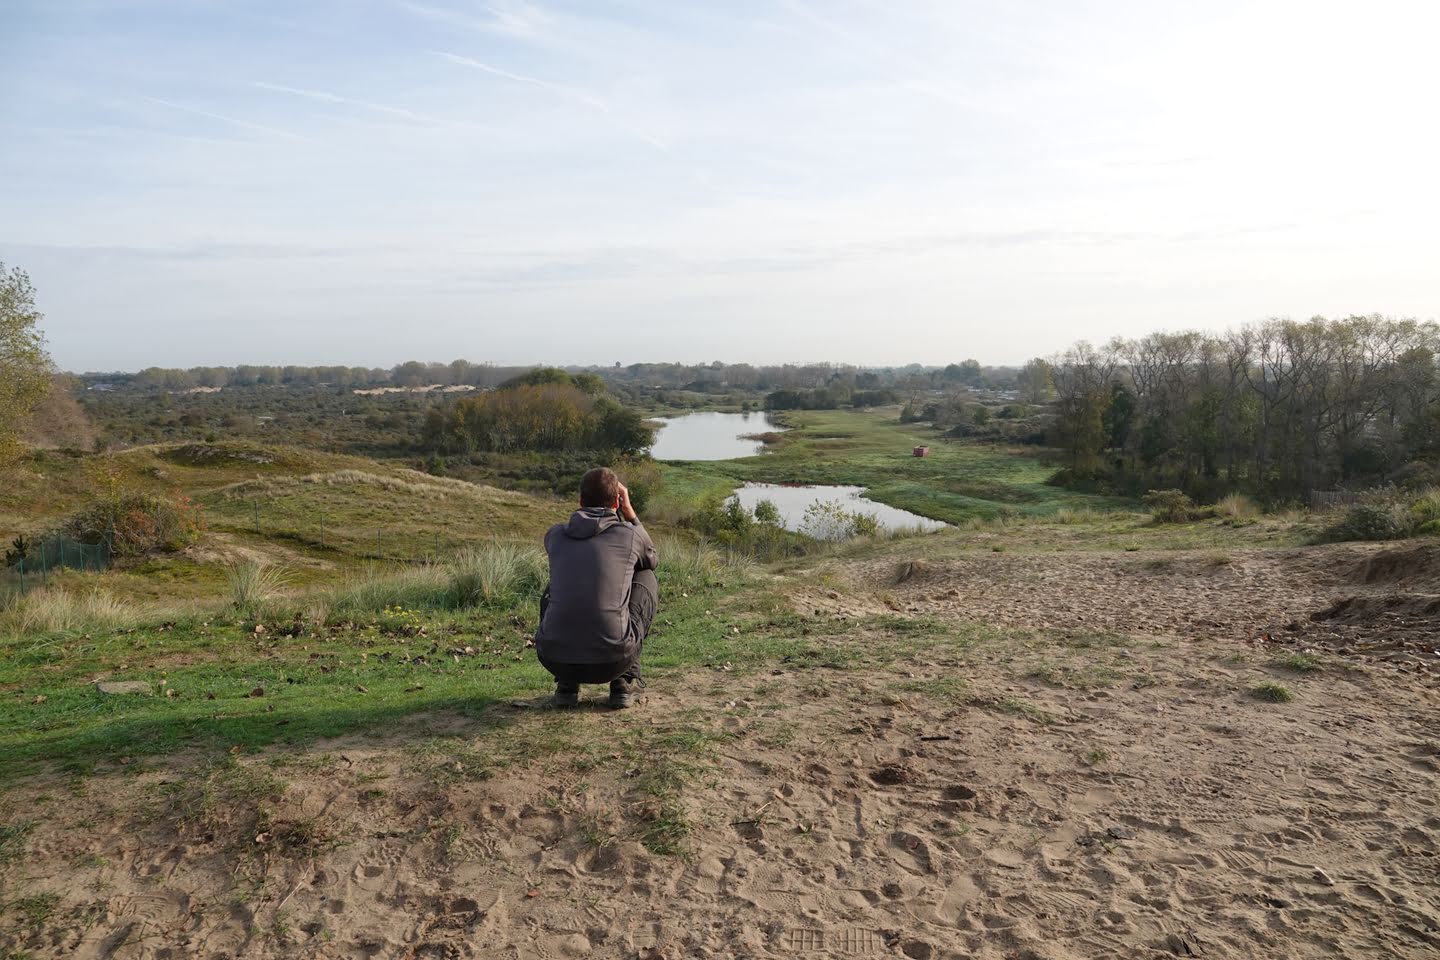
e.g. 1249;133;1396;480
1017;358;1054;403
0;263;53;462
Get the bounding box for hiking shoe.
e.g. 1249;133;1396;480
608;677;642;710
551;683;580;709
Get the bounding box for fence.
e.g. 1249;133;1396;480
1310;490;1361;511
2;536;113;598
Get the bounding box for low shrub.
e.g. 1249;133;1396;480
1409;487;1440;529
800;499;880;540
62;491;204;556
1144;489;1200;524
1323;502;1413;542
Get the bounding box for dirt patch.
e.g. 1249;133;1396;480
183;531;334;570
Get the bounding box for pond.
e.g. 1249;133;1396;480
649;411;784;461
731;483;946;537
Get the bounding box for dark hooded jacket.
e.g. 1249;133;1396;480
535;507;659;664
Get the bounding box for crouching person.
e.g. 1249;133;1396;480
535;467;659;709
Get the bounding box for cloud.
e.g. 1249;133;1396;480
141;96;315;143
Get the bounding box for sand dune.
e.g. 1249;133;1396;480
5;542;1438;958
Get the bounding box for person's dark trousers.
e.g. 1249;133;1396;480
538;569;658;687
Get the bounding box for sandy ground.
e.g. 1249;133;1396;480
3;541;1438;959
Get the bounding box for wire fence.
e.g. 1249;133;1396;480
2;536;113;598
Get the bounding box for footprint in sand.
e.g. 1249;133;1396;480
889;831;936;875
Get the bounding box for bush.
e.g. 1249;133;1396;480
1409;488;1440;529
1144;489;1200;524
1323;502;1413;542
617;457;664;515
1389;461;1437;491
800;499;880;540
62;491;204;556
752;499;782;527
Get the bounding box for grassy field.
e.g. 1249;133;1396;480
0;416;1316;784
655;405;1133;523
0;541;974;782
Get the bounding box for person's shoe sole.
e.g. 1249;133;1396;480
552;693;579;709
607;692;636;709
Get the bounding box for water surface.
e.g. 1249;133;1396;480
732;482;945;537
650;411;784;461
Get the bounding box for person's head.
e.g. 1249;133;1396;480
579;466;620;510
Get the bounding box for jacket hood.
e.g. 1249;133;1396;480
563;507;622;539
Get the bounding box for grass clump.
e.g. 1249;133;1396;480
1274;652;1322;673
1081;748;1111;766
1251;681;1295;703
0;588;136;636
327;565;444;615
1215;493;1259;521
657;538;726;595
445;542;546;608
225;560;291;620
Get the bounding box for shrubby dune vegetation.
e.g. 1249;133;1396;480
1044;316;1439;502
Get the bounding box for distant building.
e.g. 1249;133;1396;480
913;445;930;457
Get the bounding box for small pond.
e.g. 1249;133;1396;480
649;411;784;461
731;482;946;538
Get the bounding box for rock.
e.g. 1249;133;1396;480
1313;868;1335;886
1106;826;1137;840
96;681;152;696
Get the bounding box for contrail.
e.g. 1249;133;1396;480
142;96;316;143
248;81;439;125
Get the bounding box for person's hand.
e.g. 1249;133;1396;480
617;482;639;522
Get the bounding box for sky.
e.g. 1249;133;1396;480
3;0;1439;372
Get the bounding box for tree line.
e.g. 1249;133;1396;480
420;369;652;457
108;361;539;391
1045;316;1439;499
102;359;1034;395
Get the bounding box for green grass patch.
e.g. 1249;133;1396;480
1251;681;1295;703
1273;652;1323;673
654;407;1130;526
